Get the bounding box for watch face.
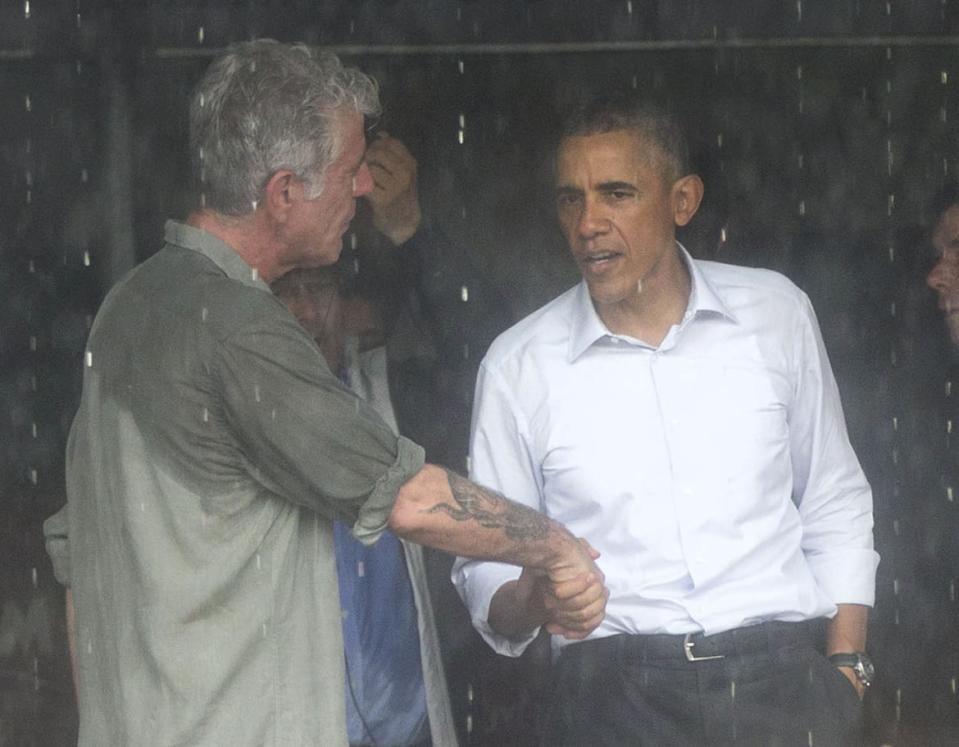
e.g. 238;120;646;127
858;655;876;682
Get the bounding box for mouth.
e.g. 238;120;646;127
578;250;623;272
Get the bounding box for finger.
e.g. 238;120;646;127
366;138;414;177
577;537;601;561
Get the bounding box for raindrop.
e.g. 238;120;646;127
357;561;365;578
25;94;32;112
720;227;727;243
31;567;37;588
31;422;37;438
83;250;91;267
201;307;208;322
197;26;205;43
29;336;37;352
458;59;464;75
30;468;38;485
251;268;259;281
460;285;469;302
254;385;261;403
81;168;88;183
86;351;93;367
202;407;209;423
799;200;806;217
24;0;30;19
256;553;261;570
943;71;949;85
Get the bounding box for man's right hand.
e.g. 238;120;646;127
489;538;608;641
521;539;608;639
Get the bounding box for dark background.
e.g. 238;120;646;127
3;1;959;744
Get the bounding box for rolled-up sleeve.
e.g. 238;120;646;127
452;362;540;656
790;293;879;606
217;314;425;545
43;504;71;587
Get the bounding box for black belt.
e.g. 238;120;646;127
562;619;822;663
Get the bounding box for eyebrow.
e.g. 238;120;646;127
596;181;637;192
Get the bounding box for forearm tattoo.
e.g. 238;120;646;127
426;469;551;541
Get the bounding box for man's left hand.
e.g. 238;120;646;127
836;665;866;700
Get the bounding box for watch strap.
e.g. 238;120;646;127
827;653;860;668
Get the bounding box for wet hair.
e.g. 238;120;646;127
559;93;690;184
929;182;959;228
189;39;380;216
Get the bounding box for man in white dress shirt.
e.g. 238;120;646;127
453;94;879;745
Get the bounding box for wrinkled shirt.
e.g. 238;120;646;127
46;220;424;746
454;246;878;656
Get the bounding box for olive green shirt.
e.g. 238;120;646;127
45;220;425;746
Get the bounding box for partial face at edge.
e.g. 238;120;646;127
928;204;959;345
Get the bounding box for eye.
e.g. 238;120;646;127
556;193;580;209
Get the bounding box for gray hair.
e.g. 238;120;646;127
189;39;380;216
560;94;690;184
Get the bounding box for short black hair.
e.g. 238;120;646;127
560;93;690;183
929;182;959;228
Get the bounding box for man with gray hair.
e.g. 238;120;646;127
44;40;606;746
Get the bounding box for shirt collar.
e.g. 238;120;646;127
568;242;736;362
164;220;272;293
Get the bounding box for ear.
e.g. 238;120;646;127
671;174;704;228
263;170;299;223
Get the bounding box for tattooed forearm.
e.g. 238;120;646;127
425;469;551;541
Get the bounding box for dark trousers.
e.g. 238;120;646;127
540;621;863;747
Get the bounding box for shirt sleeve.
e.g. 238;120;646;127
451;360;541;656
790;292;879;606
216;311;425;545
43;504;71;587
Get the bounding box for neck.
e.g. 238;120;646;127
186;210;284;283
595;248;691;346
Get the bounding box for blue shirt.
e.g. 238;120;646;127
335;521;428;746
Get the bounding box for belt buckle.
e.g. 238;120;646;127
683;633;725;662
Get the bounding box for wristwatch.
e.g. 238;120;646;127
828;652;875;688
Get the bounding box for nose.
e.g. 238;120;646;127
352;163;374;198
577;196;610;239
928;260;947;292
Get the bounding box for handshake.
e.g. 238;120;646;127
489;536;609;641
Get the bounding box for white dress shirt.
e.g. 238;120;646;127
453;247;879;656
